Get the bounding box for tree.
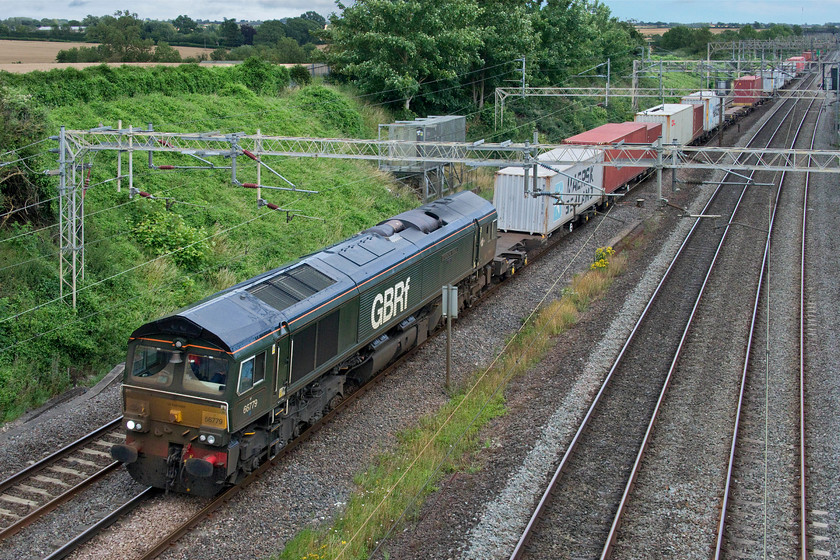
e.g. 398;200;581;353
255;19;286;45
324;0;482;111
533;0;600;85
86;10;154;61
144;20;176;43
153;41;182;62
284;17;321;45
659;25;693;51
240;23;256;45
470;0;536;108
0;86;50;226
300;11;326;27
220;18;243;47
290;64;312;86
173;14;198;34
81;15;100;28
274;38;307;63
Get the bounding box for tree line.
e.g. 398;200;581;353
0;11;326;64
654;23;809;56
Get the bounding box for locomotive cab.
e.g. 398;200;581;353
111;339;242;495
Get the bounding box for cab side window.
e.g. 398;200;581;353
237;352;265;394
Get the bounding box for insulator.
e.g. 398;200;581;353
243;183;259;189
157;165;175;170
242;149;259;161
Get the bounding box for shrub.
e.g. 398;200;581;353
290;65;312;86
132;210;210;269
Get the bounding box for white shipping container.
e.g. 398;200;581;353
634;103;694;145
680;91;723;132
760;69;786;92
494;148;604;235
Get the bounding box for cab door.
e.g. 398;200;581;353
231;350;271;430
275;337;291;400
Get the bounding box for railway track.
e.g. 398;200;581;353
508;73;821;560
0;417;124;542
713;78;821;559
1;169;615;559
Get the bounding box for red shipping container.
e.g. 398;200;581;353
787;56;806;73
733;75;763;106
691;104;703;141
563;122;648;193
644;122;662;143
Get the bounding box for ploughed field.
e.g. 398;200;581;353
0;40;216;72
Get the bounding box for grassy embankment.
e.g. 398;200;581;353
0;63;420;422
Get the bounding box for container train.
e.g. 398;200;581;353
111;58;809;495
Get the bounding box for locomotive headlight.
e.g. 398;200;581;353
199;434;207;442
134;422;142;431
206;435;216;445
126;420;136;430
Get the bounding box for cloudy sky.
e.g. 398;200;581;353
0;0;836;25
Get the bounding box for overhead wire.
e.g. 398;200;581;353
0;137;51;158
0;170;385;352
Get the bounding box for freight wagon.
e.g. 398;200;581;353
562;123;649;194
786;56;806;74
733;76;764;106
680;91;724;132
634;104;695;145
494;147;604;235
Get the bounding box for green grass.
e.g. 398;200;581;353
0;83;417;423
277;250;627;560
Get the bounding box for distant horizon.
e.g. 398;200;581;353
0;0;837;27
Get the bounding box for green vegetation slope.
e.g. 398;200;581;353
0;63;417;422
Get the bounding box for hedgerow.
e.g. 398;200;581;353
0;58;291;107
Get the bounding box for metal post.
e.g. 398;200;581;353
659;59;664;104
117;120;122;192
523;166;529;197
256;128;262;202
70;156;77;308
58;126;66;300
606;58;611;107
707;43;711;89
656;137;663;206
147;123;153;169
442;285;458;391
446;310;452;391
671;142;678;193
632;59;639;111
128;125;134;196
520;56;526;99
